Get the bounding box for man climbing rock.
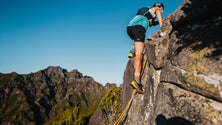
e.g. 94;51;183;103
126;2;165;94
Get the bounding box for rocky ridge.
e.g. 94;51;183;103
0;66;116;125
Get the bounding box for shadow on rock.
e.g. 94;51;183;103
155;114;193;125
170;0;222;60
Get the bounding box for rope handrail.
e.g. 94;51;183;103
114;55;148;125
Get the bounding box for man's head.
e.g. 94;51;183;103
153;2;164;10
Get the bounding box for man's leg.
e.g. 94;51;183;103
134;41;145;82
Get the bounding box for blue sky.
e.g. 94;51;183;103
0;0;183;86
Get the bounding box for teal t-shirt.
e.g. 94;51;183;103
128;15;149;30
128;7;157;30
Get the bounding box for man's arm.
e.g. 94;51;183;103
156;8;163;28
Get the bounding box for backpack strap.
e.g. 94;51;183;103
136;6;158;26
136;7;154;20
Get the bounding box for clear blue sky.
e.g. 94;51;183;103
0;0;183;86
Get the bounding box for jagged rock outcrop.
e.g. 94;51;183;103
122;0;222;125
0;66;116;125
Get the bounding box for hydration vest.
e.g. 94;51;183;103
136;7;157;26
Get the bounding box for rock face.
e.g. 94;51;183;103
122;0;222;125
0;66;116;125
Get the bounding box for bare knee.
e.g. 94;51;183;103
135;52;143;60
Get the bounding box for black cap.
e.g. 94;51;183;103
153;2;164;10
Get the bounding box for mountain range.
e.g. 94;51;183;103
0;66;118;124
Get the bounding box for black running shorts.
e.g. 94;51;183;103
127;25;146;42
